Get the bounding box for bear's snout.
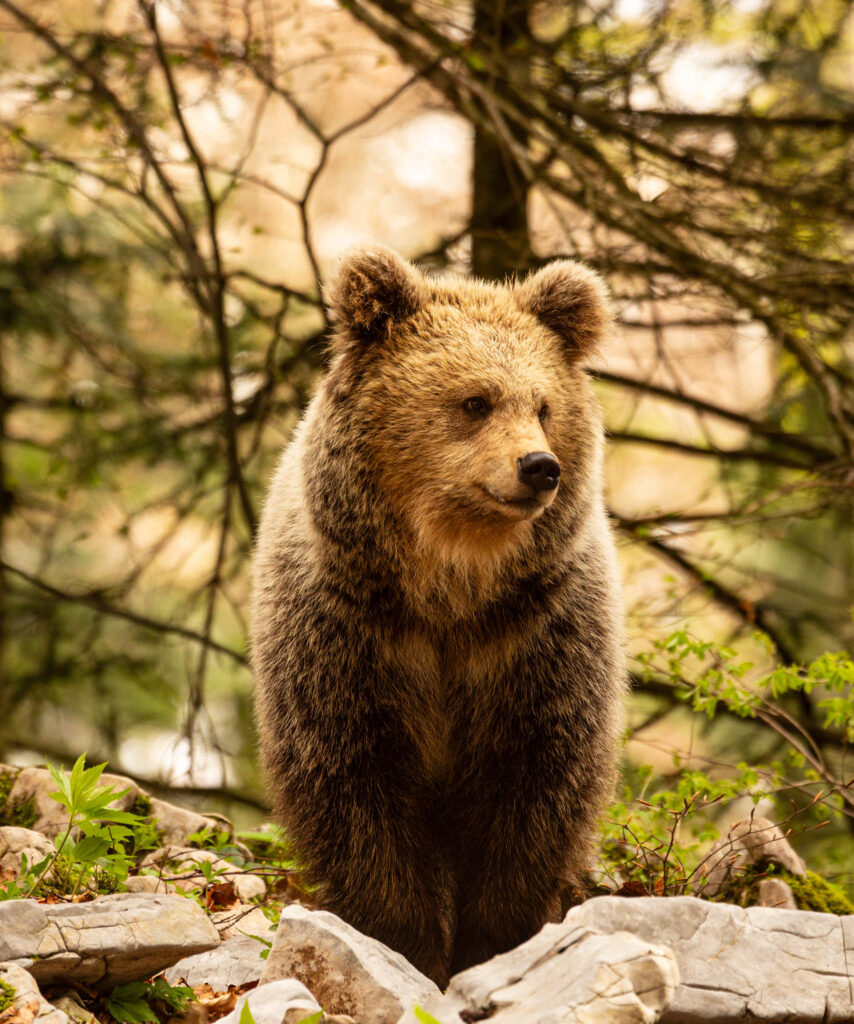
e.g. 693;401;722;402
517;451;561;493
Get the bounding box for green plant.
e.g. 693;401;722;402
105;979;195;1024
25;754;149;898
602;632;854;898
0;978;16;1014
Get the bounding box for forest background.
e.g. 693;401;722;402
1;0;853;894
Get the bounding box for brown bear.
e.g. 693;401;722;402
251;247;625;987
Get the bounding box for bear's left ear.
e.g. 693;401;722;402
516;260;612;362
327;245;423;348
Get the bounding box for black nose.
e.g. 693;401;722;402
517;451;561;492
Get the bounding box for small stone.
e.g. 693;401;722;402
0;961;71;1024
141;845;265;901
147;798;232;848
0;827;55;879
51;992;97;1024
261;904;439;1024
698;816;807;895
0;892;220;989
758;876;798;910
210;904;274;940
123;874;177;895
216;979;320;1024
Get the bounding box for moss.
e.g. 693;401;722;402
0;768;36;830
0;768;17;825
128;792;153;818
789;870;854;915
711;861;854;914
7;794;37;830
0;978;16;1014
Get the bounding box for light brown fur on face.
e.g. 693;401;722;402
251;246;625;987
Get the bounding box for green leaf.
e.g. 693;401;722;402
239;1000;258;1024
294;1013;323;1024
414;1008;444;1024
106;982;158;1024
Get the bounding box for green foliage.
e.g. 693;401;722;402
105;979;194;1024
710;862;854;914
413;1008;444;1024
605;632;854;896
0;978;16;1014
239;1001;257;1024
13;754;154;899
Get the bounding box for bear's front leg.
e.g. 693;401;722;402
446;694;616;975
255;618;455;986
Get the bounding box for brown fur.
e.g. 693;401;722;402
251;247;625;986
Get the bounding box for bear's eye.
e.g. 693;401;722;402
462;396;490;417
538;404;550;423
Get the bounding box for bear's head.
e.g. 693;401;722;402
325;246;611;567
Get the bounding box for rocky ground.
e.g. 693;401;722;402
1;761;853;1024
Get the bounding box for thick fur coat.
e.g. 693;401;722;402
251;247;625;986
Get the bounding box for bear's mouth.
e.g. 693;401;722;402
478;486;544;518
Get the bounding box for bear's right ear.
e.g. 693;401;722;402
327;246;423;348
516;259;612;363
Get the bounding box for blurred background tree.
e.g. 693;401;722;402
0;0;852;880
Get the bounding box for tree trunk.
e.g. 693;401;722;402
471;0;532;280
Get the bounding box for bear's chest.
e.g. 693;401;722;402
381;625;519;781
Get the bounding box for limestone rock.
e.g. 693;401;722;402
758;876;798;910
123;874;176;895
215;979;321;1024
0;827;55;879
1;763;232;847
400;924;678;1024
163;934;266;989
567;894;854;1022
51;993;97;1024
0;892;220;989
698;816;807;895
141;845;265;901
147;797;231;847
0;961;70;1024
210;904;274;940
261;904;439;1024
6;768;141;839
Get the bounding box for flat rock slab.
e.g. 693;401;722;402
261;904;439;1024
141;845;266;902
0;961;70;1024
163;934;266;989
400;924;678;1024
0;892;220;989
567;895;854;1022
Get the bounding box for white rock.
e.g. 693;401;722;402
567;894;854;1022
123;874;176;895
6;768;141;839
216;979;320;1024
141;845;265;901
1;764;232;847
0;827;55;879
0;892;220;989
211;904;274;940
0;961;70;1024
698;816;807;895
163;934;266;989
147;797;231;847
758;876;798;910
399;924;678;1024
261;904;439;1024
